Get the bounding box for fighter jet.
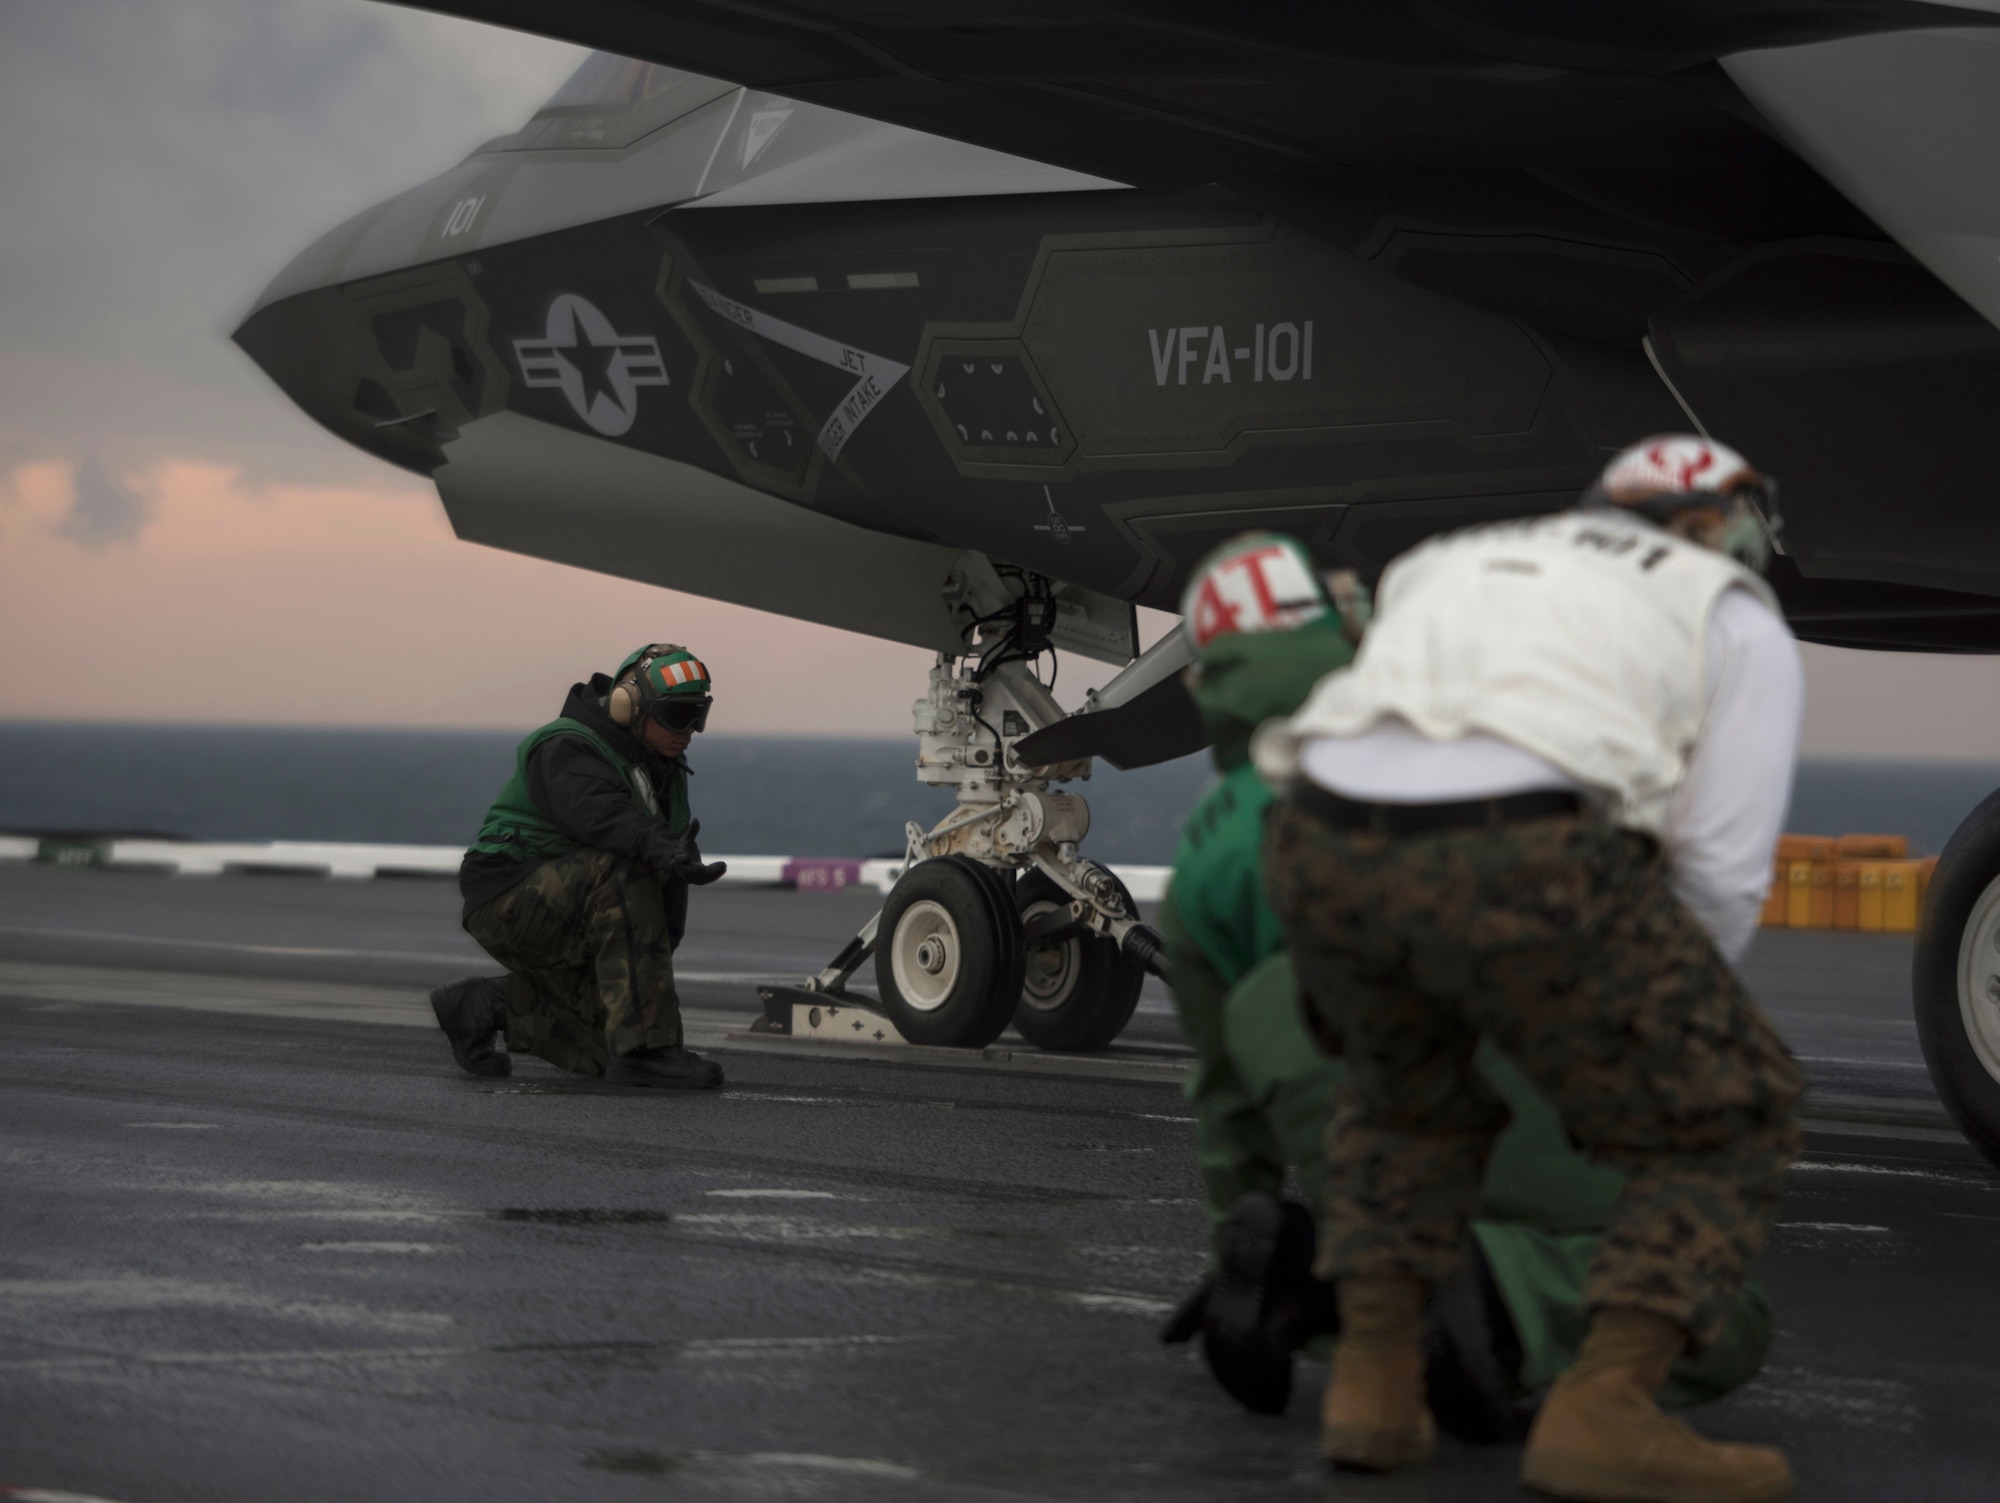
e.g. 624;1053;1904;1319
236;3;2000;1157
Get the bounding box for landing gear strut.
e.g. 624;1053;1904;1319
758;561;1169;1052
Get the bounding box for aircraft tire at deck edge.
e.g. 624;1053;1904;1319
1012;869;1146;1053
1913;786;2000;1169
874;856;1024;1049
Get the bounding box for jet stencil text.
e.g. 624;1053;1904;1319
1148;323;1315;386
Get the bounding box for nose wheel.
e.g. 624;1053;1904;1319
1013;869;1147;1052
874;856;1025;1048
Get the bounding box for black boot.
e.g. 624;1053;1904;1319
604;1045;724;1090
429;976;510;1078
1424;1235;1532;1444
1159;1275;1214;1346
1201;1193;1320;1415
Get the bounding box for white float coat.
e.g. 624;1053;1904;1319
1298;587;1803;964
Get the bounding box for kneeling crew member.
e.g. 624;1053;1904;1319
1159;534;1768;1433
431;643;729;1090
1260;437;1805;1501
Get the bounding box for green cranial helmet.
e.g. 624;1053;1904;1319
608;643;714;733
1178;533;1360;770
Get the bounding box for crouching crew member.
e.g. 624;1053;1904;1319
429;643;730;1090
1157;534;1770;1439
1259;437;1805;1501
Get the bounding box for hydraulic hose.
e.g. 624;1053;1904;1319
1121;922;1169;978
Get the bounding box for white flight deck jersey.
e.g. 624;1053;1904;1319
1259;510;1780;839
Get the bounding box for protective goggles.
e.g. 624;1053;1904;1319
1583;478;1783;572
649;695;712;734
1680;479;1785;574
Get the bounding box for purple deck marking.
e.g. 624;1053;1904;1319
782;858;864;892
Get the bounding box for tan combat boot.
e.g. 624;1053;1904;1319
1321;1276;1435;1471
1522;1308;1793;1503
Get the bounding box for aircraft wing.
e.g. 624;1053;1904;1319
402;0;1995;237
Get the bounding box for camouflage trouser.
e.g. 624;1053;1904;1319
1263;799;1804;1349
462;847;683;1076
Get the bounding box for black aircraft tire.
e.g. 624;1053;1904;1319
1913;787;2000;1169
1012;870;1147;1053
961;857;1029;1016
874;857;1021;1049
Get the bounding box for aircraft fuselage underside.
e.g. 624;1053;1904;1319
237;180;2000;655
244;191;1586;602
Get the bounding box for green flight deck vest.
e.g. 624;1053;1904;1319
470;717;690;864
1170;625;1355;988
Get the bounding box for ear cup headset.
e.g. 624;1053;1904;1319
606;679;646;727
607;643;714;733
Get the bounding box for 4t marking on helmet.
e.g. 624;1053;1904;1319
1180;531;1371;651
1182;534;1330;650
608;643;714;733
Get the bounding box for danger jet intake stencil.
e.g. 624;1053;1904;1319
689;282;910;460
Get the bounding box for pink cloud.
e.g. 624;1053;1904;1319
18;451;1974;760
0;456;940;733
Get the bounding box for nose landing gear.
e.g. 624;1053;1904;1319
1011;868;1148;1052
757;570;1170;1051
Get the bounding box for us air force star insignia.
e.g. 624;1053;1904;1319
512;293;669;437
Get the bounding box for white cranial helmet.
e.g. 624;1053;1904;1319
1582;434;1781;572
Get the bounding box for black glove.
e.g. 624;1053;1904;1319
666;818;728;886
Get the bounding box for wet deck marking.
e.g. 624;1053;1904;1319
123;1122;219;1130
705;1189;840;1199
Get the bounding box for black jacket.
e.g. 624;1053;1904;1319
458;675;693;942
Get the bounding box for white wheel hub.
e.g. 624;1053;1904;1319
1955;873;2000;1085
890;899;961;1013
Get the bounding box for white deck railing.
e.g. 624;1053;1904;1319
1;836;1170;902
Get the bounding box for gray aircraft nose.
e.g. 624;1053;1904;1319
232;64;752;472
234;238;488;478
231;159;506;476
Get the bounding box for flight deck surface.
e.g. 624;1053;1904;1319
2;863;1992;1500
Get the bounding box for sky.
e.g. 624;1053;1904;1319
0;0;965;735
2;0;1999;756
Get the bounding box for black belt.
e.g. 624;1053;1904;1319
1291;781;1582;836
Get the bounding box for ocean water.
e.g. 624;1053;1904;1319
1;721;1995;863
0;723;1204;864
